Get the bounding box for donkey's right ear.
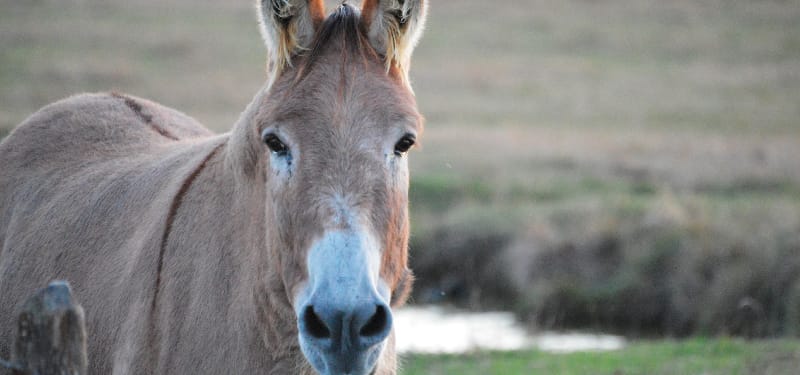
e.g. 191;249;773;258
361;0;428;86
257;0;325;80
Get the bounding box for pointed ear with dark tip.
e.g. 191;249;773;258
257;0;325;83
361;0;428;86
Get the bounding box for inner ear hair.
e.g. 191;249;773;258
360;0;428;86
258;0;326;82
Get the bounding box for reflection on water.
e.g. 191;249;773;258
394;306;625;354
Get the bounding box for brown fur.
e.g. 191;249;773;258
0;3;425;375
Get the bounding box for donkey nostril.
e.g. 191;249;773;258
303;306;331;339
359;305;388;337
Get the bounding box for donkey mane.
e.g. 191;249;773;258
297;4;397;85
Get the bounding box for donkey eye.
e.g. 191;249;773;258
263;132;289;156
394;134;416;156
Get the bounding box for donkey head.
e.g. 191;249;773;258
244;1;427;374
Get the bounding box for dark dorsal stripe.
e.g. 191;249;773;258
111;92;179;141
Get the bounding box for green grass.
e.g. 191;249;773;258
402;338;800;375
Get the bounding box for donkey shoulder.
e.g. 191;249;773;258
1;92;213;162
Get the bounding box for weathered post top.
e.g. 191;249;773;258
1;281;87;375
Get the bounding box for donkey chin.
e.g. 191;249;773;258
294;230;393;375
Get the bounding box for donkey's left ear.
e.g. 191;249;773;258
257;0;326;80
361;0;428;84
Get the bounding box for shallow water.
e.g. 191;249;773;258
394;306;626;354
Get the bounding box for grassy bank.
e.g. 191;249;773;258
402;338;800;375
408;150;800;335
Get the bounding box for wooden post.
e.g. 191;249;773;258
1;281;87;375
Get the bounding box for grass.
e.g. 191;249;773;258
402;338;800;375
2;0;800;134
2;0;800;338
413;0;800;133
0;0;264;130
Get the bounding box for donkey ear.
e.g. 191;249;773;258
257;0;325;79
361;0;428;82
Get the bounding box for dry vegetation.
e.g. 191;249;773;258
1;0;800;336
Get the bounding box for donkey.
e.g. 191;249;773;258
0;1;427;374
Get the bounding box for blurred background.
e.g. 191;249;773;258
2;0;800;372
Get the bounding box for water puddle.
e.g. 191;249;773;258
394;306;626;354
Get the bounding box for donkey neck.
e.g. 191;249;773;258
216;86;306;365
146;131;308;372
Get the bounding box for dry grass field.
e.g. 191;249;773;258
2;0;800;337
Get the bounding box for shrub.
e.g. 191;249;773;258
410;193;800;337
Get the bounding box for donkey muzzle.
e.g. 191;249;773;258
296;230;392;375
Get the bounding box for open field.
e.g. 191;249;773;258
2;0;799;134
403;338;800;375
2;0;800;338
